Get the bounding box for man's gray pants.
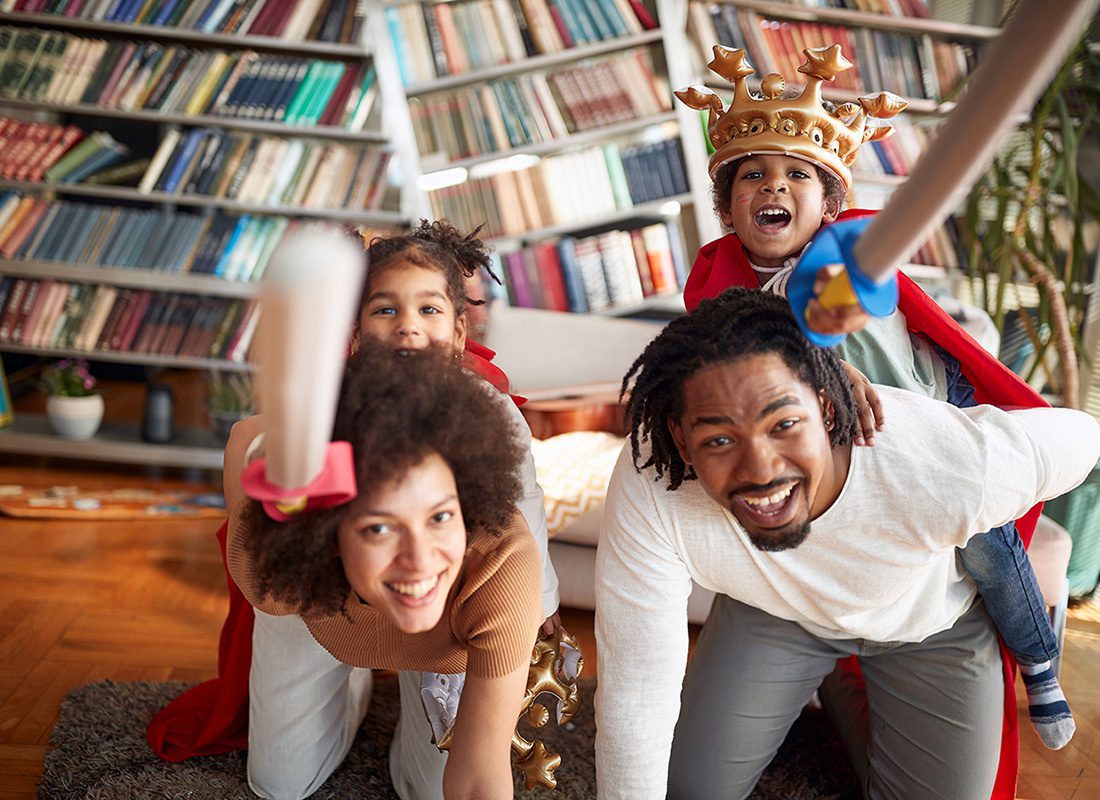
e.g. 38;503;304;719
668;594;1003;800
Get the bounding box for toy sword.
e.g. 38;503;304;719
240;224;366;519
788;0;1100;346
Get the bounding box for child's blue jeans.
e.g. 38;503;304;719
941;347;1060;665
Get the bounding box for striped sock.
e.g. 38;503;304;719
1019;661;1075;750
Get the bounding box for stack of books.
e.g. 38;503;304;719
138;129;393;210
686;3;976;101
0;119;142;186
428;136;688;238
2;0;368;44
411;48;669;162
0;192;358;280
0;277;260;362
0;116;85;182
0;28;379;129
850;116;930;179
493;219;686;313
0;194;211;269
386;0;657;85
759;0;931;17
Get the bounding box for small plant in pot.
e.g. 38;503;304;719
42;358;103;441
208;371;253;445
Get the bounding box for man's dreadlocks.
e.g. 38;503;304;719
621;287;859;489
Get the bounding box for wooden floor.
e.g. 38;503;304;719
1;460;1099;800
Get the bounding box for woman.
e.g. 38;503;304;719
224;340;542;800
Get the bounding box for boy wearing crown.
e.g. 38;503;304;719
666;39;1071;769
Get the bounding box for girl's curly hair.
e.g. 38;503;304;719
239;339;526;617
621;287;858;490
361;219;502;317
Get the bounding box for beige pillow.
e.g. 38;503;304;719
530;431;625;538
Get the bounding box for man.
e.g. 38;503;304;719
594;288;1100;800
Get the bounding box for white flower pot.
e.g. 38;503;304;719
46;394;104;441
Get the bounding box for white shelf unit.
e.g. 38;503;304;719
0;7;400;466
0;413;226;469
372;0;723;314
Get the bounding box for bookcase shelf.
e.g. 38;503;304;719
486;192;691;246
0;341;254;371
0;179;407;226
0;97;388;143
717;0;1000;41
0;259;260;298
592;290;683;317
0;413;225;470
403;30;665;96
421;111;679;173
0;11;373;56
0;3;411;468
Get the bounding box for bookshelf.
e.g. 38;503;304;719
0;258;262;296
0;179;407;224
0;1;405;467
0;413;227;469
375;0;720;318
0;97;391;142
0;340;254;370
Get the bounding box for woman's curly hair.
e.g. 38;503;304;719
621;287;858;490
361;219;502;316
240;339;526;617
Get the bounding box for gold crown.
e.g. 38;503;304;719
676;44;907;189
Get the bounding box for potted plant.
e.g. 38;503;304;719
208;371;254;445
960;34;1100;409
41;358;103;441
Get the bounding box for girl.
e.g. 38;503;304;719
226;341;541;799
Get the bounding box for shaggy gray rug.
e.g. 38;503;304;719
38;677;858;799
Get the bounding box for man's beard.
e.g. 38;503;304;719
746;519;811;552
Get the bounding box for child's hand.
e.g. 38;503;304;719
841;362;884;446
806;266;872;335
541;612;562;637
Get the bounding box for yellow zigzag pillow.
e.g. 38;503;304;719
530;431;625;538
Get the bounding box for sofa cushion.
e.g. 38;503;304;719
530;431;625;541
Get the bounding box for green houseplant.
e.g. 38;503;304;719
42;358;104;440
960;34;1100;408
208;371;254;444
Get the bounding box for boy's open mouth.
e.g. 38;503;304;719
754;206;792;229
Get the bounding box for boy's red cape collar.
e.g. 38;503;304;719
686;209;1045;413
686;208;1046;800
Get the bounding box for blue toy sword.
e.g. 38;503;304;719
788;0;1099;346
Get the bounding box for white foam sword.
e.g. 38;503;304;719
240;224;366;519
787;0;1099;346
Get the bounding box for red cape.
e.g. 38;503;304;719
147;341;519;761
685;209;1046;800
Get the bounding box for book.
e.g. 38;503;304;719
138;127;181;193
56;137;129;183
571;237;611;311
